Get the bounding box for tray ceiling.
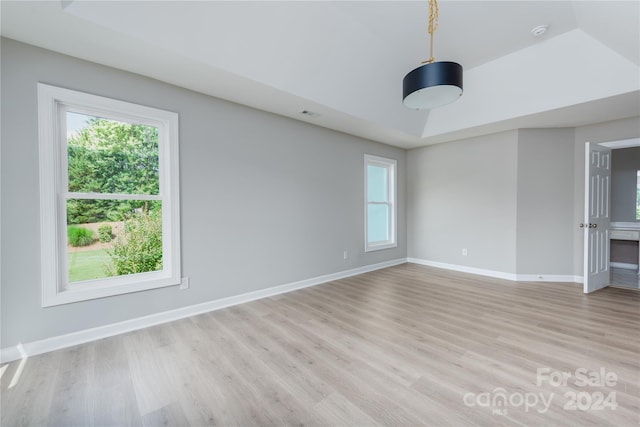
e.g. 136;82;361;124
2;1;638;148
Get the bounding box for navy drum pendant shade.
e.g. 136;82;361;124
402;61;463;110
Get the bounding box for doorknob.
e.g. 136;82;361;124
579;223;585;228
590;224;598;228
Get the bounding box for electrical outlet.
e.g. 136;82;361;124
180;277;190;290
343;250;349;260
462;248;468;256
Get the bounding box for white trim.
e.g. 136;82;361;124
611;222;640;230
0;258;406;363
599;138;640;150
38;84;63;307
408;257;518;280
63;192;162;201
407;258;581;283
611;262;639;270
515;274;584;283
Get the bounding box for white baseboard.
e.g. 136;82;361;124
0;258;406;363
407;257;518;281
407;258;581;284
515;274;584;283
610;262;639;270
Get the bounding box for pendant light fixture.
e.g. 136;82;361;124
403;0;463;110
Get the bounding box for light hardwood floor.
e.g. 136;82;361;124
2;263;639;426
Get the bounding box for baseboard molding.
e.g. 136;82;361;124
611;262;639;271
407;257;518;281
407;258;582;284
0;258;406;363
515;274;584;283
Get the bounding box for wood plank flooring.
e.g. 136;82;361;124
2;263;639;426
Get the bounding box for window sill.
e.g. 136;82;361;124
365;242;398;252
42;274;180;307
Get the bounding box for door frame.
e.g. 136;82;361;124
584;137;640;292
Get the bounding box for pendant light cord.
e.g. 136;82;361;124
422;0;439;64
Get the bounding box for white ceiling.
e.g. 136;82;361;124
2;1;639;149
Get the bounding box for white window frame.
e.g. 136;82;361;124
38;83;181;307
636;170;640;220
364;154;397;252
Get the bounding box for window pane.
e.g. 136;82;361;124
367;165;387;202
67;199;163;283
636;170;639;220
367;204;389;243
66;112;159;195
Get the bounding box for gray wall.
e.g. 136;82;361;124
611;147;640;222
408;118;639;278
407;131;519;274
408;127;580;277
0;38;406;348
516;129;575;275
572;117;640;276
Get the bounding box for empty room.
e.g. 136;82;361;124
1;1;639;426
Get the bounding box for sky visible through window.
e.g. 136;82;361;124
367;164;389;243
67;111;92;137
636;170;639;220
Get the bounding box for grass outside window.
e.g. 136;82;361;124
68;249;113;282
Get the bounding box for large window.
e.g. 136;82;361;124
365;154;397;252
38;84;181;306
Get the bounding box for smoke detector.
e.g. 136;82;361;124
531;25;549;37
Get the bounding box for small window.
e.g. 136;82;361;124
38;84;181;306
364;154;397;252
636;170;639;220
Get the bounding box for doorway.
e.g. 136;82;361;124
584;138;640;293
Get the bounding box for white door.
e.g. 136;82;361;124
583;142;611;293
